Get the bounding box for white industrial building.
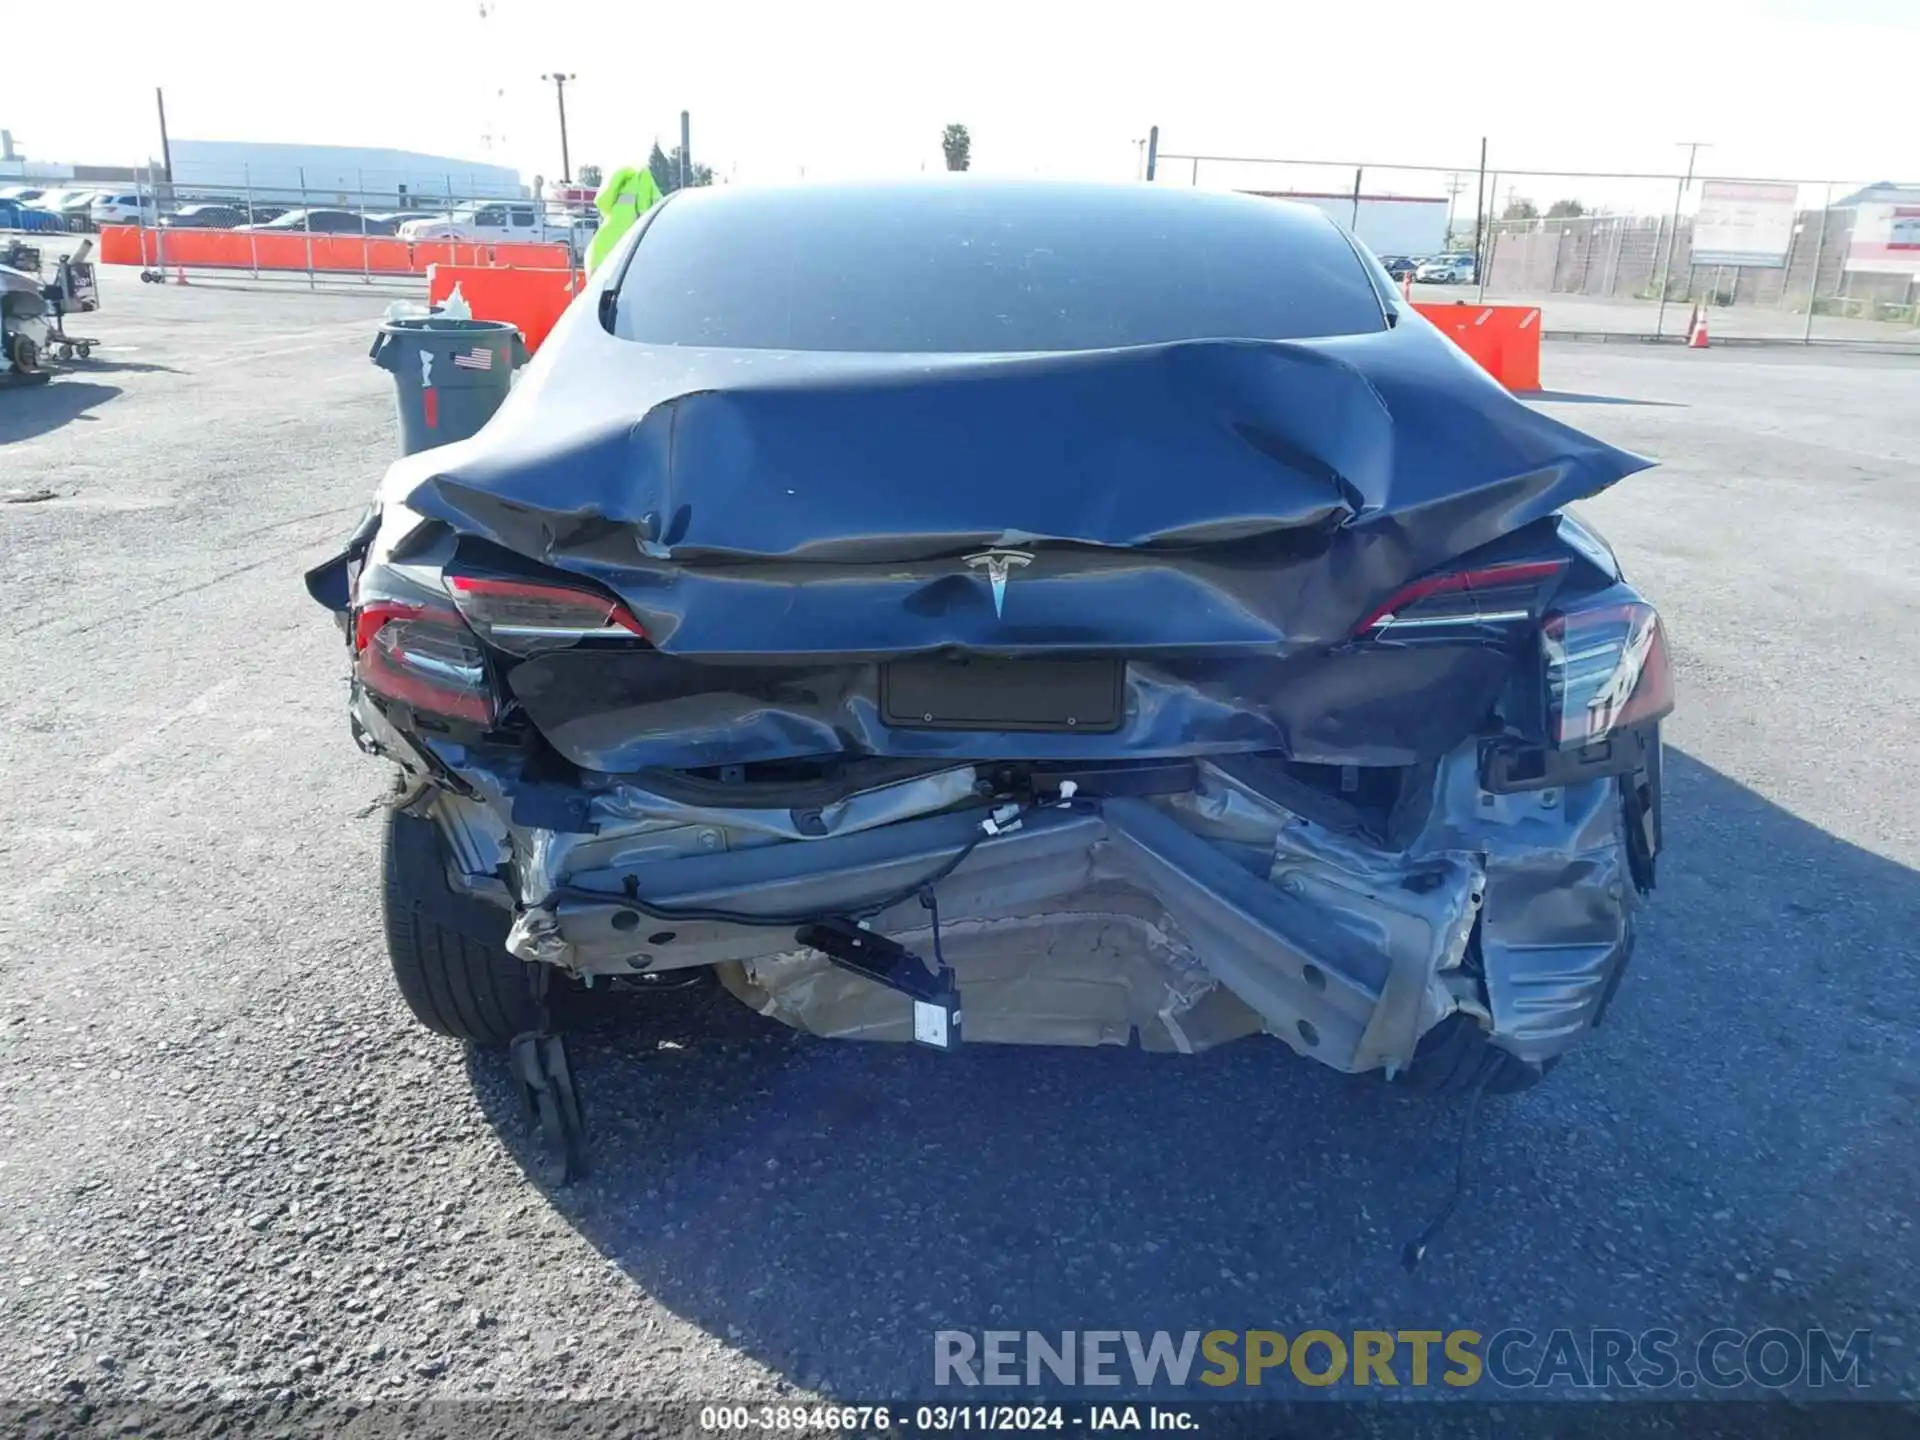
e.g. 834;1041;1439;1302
167;140;523;206
1244;189;1451;258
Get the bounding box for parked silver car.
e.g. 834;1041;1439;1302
1415;253;1478;284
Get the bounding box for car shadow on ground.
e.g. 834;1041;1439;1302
60;356;182;376
466;747;1920;1399
0;379;121;442
1518;389;1687;407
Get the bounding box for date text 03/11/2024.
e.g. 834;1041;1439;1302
697;1405;1196;1432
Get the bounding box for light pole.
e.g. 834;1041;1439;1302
541;72;577;183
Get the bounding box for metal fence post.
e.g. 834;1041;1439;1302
1775;204;1801;310
299;167;315;291
360;167;372;285
1472;138;1488;275
1652;175;1686;339
245;165;260;277
1803;182;1832;344
141;164;156;277
1483;171;1499;282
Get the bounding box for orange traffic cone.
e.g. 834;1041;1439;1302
174;264;189;286
1687;303;1709;349
1402;271;1414;300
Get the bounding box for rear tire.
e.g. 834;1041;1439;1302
5;333;44;379
1396;1014;1549;1095
381;807;546;1047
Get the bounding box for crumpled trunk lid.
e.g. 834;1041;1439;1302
392;326;1649;771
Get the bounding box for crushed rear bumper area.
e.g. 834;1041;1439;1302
418;744;1645;1074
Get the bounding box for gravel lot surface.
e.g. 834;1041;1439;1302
1;272;1916;1428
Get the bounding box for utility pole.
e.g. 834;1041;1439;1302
679;110;691;189
541;72;577;183
1444;173;1467;243
155;87;173;183
1655;141;1712;339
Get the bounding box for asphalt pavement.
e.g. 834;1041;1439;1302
1;272;1916;1423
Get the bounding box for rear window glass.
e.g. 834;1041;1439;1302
612;183;1386;353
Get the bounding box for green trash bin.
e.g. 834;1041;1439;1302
369;316;529;456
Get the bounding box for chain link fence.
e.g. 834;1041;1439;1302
14;144;1919;343
2;163;589;291
1148;143;1918;347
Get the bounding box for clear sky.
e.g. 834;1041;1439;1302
7;0;1915;211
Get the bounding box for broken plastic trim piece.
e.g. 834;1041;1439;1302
795;917;962;1050
1478;723;1658;795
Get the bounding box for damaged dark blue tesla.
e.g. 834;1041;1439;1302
310;180;1671;1109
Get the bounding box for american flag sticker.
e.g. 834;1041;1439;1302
451;346;496;372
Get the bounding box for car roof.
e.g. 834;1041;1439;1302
653;177;1353;243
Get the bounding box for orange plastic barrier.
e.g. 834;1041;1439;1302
1413;302;1542;390
98;225;164;266
427;264;586;353
491;242;576;269
97;225;573;278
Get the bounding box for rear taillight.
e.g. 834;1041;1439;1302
1354;559;1569;637
352;601;494;724
445;575;647;655
1543;600;1673;749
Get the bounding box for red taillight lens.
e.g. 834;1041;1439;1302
352;601;494;725
1354;559;1569;637
445;574;647;655
1543;600;1673;749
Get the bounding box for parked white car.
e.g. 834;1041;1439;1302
397;201;593;254
395;200;583;245
90;193;158;227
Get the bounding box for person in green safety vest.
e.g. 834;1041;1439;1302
586;166;665;274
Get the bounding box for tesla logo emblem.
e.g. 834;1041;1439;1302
964;549;1033;617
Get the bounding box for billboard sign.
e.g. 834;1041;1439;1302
1691;180;1798;267
1844;203;1920;276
